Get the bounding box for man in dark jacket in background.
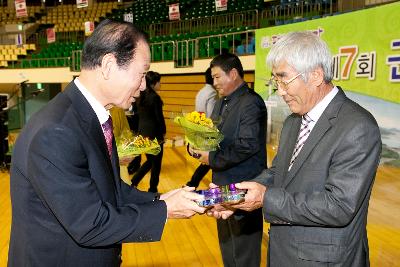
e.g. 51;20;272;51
193;53;267;267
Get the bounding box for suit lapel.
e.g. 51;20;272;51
63;83;117;186
283;115;331;187
282;88;347;188
278;116;301;187
111;137;121;200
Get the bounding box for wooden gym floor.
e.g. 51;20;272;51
0;146;399;266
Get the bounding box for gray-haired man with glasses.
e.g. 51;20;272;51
209;31;381;266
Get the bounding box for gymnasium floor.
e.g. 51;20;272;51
0;146;399;266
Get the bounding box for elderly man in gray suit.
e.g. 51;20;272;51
209;31;382;266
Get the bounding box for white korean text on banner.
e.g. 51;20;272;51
47;28;56;43
84;21;95;36
215;0;228;12
76;0;88;9
169;3;180;21
123;13;133;23
15;0;28;18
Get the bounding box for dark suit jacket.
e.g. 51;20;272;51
209;83;267;185
8;82;167;267
136;88;166;141
254;88;382;266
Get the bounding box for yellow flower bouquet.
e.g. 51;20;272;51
116;130;161;164
174;111;223;151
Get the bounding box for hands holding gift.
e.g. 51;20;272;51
161;187;207;219
205;182;268;220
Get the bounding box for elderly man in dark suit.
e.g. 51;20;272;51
8;19;205;267
193;53;267;267
210;31;382;266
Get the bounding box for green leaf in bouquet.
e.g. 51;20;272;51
174;115;224;151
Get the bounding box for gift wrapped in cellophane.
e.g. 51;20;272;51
116;130;161;164
174;111;223;151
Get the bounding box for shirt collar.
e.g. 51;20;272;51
307;86;339;122
223;82;247;102
74;78;110;125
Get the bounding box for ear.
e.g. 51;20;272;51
310;67;324;87
100;53;116;80
229;68;239;81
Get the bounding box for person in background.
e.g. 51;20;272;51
109;106;131;138
126;102;141;174
236;32;255;56
8;19;205;267
210;31;382;266
185;67;218;188
131;71;166;193
193;53;267;267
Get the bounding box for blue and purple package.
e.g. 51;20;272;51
196;184;247;207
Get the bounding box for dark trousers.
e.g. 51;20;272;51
186;164;211;188
217;208;263;267
131;144;164;192
127;155;141;174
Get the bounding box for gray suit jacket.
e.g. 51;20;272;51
254;88;381;266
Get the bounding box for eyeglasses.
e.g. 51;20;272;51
268;72;303;91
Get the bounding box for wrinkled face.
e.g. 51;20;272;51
107;40;150;109
272;61;317;115
211;66;236;97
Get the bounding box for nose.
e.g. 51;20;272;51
277;86;287;97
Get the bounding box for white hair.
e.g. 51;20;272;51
266;31;333;83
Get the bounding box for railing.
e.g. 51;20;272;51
260;0;335;25
175;39;196;67
149;41;176;62
3;29;256;70
71;50;81;72
3;57;70;69
146;10;259;37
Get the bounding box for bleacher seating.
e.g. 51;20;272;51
0;44;36;68
36;3;119;32
16;41;83;68
1;0;377;70
0;6;42;26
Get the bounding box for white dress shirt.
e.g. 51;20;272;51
74;78;110;129
306;86;339;131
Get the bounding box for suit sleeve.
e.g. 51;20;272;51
209;98;266;171
252;167;275;186
263;118;381;227
28;125;167;246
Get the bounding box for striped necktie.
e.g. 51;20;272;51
288;114;312;171
102;116;113;159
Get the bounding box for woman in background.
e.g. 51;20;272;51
131;71;166;193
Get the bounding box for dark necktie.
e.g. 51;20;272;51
102;116;113;158
289;114;312;171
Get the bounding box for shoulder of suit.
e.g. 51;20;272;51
338;97;377;124
241;88;265;103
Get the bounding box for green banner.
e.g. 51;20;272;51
255;2;400;104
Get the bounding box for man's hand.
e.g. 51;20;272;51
203;183;235;220
161;187;206;219
231;181;267;212
191;148;209;165
207;204;235;219
119;155;137;166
